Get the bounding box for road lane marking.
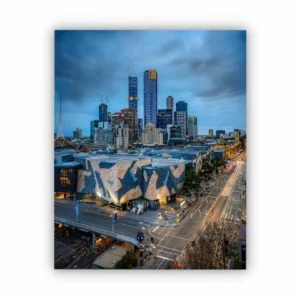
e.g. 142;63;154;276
152;226;160;232
159;245;182;253
156;255;174;261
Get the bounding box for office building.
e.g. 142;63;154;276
167;124;182;141
166;96;174;124
157;109;173;129
216;130;226;138
111;109;137;145
141;123;163;145
128;76;139;111
128;76;139;139
176;101;188;134
94;127;113;146
187;116;198;140
144;69;157;127
174;111;187;138
138;118;143;141
99;103;108;122
90;120;100;141
107;112;112;124
113;122;129;150
73;128;82;139
208;129;214;137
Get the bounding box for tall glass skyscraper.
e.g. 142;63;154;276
128;76;139;111
99;103;108;122
176;101;188;135
166;96;174;124
144;69;157;127
157;109;173;129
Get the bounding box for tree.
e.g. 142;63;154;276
182;221;239;269
115;251;138;269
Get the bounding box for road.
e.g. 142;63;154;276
55;202;152;242
55;150;246;269
147;152;246;269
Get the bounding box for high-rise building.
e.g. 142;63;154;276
73;128;83;139
90;120;100;141
94;127;113;146
167;124;182;142
111;109;137;146
216;130;225;138
188;116;198;140
128;76;139;111
99;103;108;122
208;129;214;137
176;101;188;135
157;109;173;129
144;70;157;127
166;96;174;124
138;118;143;141
107;112;112;124
166;96;174;110
141;123;163;145
174;111;187;138
128;76;139;139
113;123;129;149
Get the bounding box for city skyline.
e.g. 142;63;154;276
55;30;246;136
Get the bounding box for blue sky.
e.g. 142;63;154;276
55;30;246;136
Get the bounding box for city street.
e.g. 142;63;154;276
55;151;246;269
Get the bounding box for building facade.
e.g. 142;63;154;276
208;129;214;137
111;109;137;146
166;96;174;124
138;118;143;141
113;123;129;150
94;127;113;146
216;130;226;138
90;120;100;141
167;124;182;140
157;109;173;129
144;70;157;127
174;111;187;138
187;116;198;140
176;101;188;134
141;123;163;145
128;76;139;111
99;103;108;122
73;128;82;139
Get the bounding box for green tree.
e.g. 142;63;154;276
115;251;138;269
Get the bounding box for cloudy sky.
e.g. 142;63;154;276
54;30;246;136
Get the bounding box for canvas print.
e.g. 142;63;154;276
54;30;246;269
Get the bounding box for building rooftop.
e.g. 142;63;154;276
93;245;128;269
145;158;190;168
55;161;82;168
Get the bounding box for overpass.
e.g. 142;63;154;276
55;216;140;248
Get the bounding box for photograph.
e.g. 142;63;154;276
54;30;246;270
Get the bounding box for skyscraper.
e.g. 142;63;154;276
128;76;139;111
157;109;173;129
176;101;188;135
99;103;108;122
187;116;198;140
128;76;139;140
166;96;174;124
174;111;187;138
144;69;157;127
111;109;137;146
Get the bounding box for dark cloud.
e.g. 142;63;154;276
168;31;246;100
54;30;246;135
